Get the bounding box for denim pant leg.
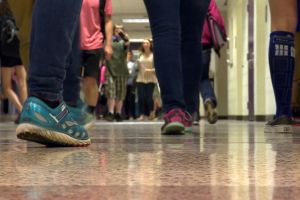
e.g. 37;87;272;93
29;0;83;101
200;49;217;107
181;0;210;114
63;27;81;103
143;0;185;112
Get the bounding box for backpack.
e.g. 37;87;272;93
206;13;227;57
0;12;18;45
99;0;106;42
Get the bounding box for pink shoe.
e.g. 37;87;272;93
161;108;192;134
183;111;193;133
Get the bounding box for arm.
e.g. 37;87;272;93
119;31;130;50
104;14;113;60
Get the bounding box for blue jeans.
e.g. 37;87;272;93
29;0;82;102
143;0;210;113
200;48;217;107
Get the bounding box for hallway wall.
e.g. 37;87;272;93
213;0;275;119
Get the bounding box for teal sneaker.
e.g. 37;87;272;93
16;97;91;147
68;103;95;130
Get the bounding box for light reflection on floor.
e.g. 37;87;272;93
0;119;300;200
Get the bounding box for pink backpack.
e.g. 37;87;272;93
202;0;227;56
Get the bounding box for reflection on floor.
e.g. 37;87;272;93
0;120;300;200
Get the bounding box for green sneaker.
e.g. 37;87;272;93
16;97;91;147
68;102;95;130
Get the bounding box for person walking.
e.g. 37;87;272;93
143;0;210;134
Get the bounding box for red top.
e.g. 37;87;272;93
80;0;112;50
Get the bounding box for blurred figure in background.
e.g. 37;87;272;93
124;50;137;120
8;0;34;71
104;25;129;122
195;0;226;125
79;0;113;124
291;2;300;119
136;39;158;121
152;83;162;120
0;0;27;123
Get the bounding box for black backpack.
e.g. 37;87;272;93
99;0;106;42
0;0;18;45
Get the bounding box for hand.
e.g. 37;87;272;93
104;44;113;60
118;30;129;42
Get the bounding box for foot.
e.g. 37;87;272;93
16;97;91;147
264;115;294;133
68;101;95;130
136;115;144;121
192;112;200;126
148;111;156;120
204;100;218;124
183;111;193;133
104;112;114;122
14;113;21;124
114;113;123;122
161;108;186;135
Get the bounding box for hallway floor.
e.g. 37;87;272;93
0;120;300;200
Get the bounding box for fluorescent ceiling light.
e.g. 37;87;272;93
130;39;146;42
122;18;149;23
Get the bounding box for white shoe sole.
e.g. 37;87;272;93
264;125;293;133
16;123;91;147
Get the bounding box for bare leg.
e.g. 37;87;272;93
83;77;99;108
1;67;23;112
15;65;28;104
107;98;115;113
115;99;123;114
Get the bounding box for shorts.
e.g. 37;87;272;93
0;36;22;67
105;71;128;100
81;48;103;79
0;55;22;67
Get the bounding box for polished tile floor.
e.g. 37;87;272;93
0;119;300;200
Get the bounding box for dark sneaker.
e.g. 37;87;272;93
292;107;300;118
14;113;21;124
293;117;300;126
148;111;156;120
192;112;200;126
104;112;115;122
264;115;294;133
204;100;218;124
161;108;185;134
68;101;95;130
114;113;123;122
16;97;91;147
183;111;193;133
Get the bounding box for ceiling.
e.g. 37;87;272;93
112;0;226;40
112;0;149;39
